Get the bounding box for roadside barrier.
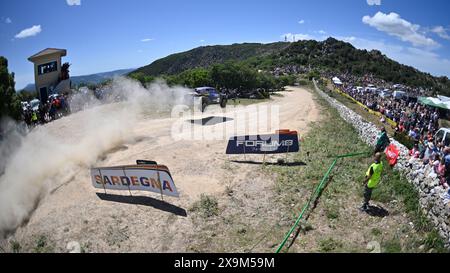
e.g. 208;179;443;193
275;151;369;253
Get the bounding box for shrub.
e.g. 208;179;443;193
190;194;219;218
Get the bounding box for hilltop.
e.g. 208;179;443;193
131;38;450;96
131;42;289;76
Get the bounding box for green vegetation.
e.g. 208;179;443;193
10;240;22;253
33;235;54;253
371;228;382;237
382;237;402;253
319;238;344;252
131;61;296;93
132;42;289;76
0;56;41;120
0;56;21;120
131;38;450;96
393;132;416;150
190;194;220;218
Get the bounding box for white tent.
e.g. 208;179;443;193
332;77;342;85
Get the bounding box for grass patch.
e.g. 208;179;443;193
319;238;344;253
371;228;382;237
33;235;54;253
325;202;340;220
423;230;447;253
371;160;440;235
190;194;220;218
383;237;402;253
10;240;21;253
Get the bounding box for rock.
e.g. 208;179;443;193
66;241;81;253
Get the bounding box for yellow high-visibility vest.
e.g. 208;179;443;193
366;162;383;189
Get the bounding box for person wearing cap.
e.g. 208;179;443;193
374;127;390;154
361;153;384;212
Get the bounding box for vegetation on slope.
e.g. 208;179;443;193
132;42;289;76
131;61;297;92
131;38;450;96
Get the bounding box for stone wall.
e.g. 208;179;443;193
313;80;450;247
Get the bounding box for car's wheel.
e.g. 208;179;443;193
220;96;227;108
200;97;208;112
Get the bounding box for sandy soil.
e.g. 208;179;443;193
7;86;320;252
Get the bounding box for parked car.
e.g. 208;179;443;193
435;128;450;146
29;99;41;112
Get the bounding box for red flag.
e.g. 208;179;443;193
385;144;400;167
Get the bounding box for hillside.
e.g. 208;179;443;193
131;38;450;96
131;42;289;76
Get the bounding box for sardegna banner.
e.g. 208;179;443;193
90;164;179;197
226;130;300;155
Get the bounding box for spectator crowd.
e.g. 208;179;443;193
332;74;450;191
22;94;70;128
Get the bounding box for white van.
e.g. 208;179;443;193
435;128;450;146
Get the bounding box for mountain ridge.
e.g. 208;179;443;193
130;38;450;95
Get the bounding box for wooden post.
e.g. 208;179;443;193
122;168;132;197
243;139;247;161
285;142;290;163
156;167;164;201
98;169;107;195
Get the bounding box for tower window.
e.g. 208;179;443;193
37;61;58;75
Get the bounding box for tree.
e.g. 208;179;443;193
61;62;70;80
0;56;20;120
177;68;211;88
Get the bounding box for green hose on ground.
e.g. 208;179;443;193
275;151;369;253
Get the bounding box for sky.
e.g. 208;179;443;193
1;0;450;90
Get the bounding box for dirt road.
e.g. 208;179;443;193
7;86;320;252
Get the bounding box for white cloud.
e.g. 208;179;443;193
317;30;326;35
339;36;357;42
5;18;12;24
367;0;381;6
141;38;154;42
431;26;450;40
66;0;81;6
298;20;305;24
340;36;450;77
362;12;438;48
199;39;205;42
14;25;42;39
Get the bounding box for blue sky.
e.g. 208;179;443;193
1;0;450;90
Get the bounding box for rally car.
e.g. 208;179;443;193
187;87;228;112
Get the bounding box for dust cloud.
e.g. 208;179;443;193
0;77;191;237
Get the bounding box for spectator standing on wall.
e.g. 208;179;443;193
375;127;390;154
